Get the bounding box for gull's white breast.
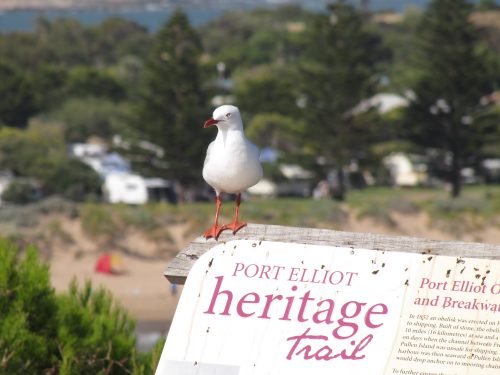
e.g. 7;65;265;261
203;131;262;194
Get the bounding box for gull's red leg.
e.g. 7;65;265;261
222;193;247;234
203;194;224;240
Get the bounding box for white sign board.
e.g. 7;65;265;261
156;240;500;375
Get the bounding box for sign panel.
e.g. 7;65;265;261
156;240;500;375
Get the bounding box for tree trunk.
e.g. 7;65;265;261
450;151;462;198
333;167;345;201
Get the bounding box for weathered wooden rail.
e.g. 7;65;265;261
164;223;500;285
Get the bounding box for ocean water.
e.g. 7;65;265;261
0;0;491;34
0;6;228;33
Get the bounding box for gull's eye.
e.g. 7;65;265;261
225;113;231;118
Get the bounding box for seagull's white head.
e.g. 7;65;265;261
203;105;243;131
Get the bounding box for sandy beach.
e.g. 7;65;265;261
47;211;500;335
46;219;191;349
50;247;183;350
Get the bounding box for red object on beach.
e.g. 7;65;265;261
95;253;112;274
95;253;125;274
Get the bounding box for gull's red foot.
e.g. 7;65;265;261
203;224;224;240
222;221;247;235
204;194;223;240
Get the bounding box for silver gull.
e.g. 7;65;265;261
202;105;263;239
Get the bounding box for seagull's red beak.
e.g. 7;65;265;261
203;118;219;128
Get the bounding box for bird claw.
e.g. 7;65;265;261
203;225;224;240
222;221;247;235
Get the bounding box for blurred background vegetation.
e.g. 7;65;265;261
1;0;500;373
0;0;499;202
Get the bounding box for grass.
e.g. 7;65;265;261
349;185;500;236
238;197;348;228
76;197;349;239
1;185;499;241
184;185;500;236
420;187;500;236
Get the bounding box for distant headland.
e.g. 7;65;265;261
0;0;302;12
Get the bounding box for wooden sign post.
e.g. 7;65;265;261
156;224;500;375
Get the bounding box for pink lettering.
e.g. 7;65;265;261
297;291;314;322
312;299;335;324
203;275;389;350
333;301;365;339
345;272;358;286
233;263;286;279
244;264;259;278
258;294;283;319
232;263;245;276
286;328;374;361
339;334;373;360
236;292;260;317
260;265;271;279
288;268;359;287
328;271;343;285
286;328;329;360
204;276;233;315
364;303;388;328
289;267;300;282
280;285;297;321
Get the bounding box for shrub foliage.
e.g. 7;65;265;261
0;240;159;374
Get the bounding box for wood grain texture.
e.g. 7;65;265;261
164;223;500;285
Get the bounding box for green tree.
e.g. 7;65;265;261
39;157;101;201
0;125;63;177
476;0;499;10
0;32;43;71
246;113;303;151
35;17;92;67
31;64;69;110
299;2;388;200
200;5;313;69
91;17;152;65
0;240;160;374
66;66;126;101
1;180;41;204
0;17;151;71
0;124;101;201
56;280;137;374
0;61;37;127
404;0;499;197
133;10;208;185
234;65;300;119
50;97;128;142
0;242;58;373
372;6;422;92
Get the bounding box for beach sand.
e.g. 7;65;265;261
47;212;500;349
48;220;191;349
